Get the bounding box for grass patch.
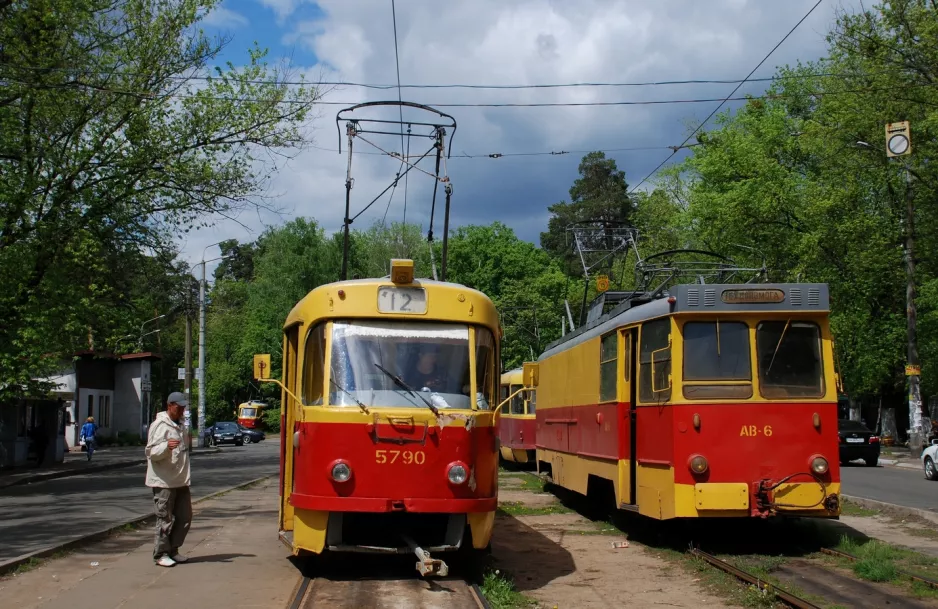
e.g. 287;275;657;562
498;502;572;516
833;535;938;596
840;501;879;517
10;557;42;575
480;569;535;609
499;473;545;493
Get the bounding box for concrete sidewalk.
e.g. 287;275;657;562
0;477;298;609
0;445;220;490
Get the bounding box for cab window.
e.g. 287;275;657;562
682;321;752;400
500;384;510;413
474;327;496;409
527;389;537;414
639;318;671;403
302;323;326;405
756;321;824;398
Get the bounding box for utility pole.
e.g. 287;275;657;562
885;121;927;454
198;258;207;448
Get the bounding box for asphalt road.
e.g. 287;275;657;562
0;438;280;563
840;461;937;513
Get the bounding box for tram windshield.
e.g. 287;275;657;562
329;320;475;409
240;407;257;417
756;320;824;398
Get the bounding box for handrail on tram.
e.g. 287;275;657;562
496;386;535;414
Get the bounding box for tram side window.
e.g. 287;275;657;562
639;318;672;403
302;323;326;405
599;332;618;402
527;388;536;414
500;385;510;413
682;321;753;400
475;327;496;409
756;321;824;398
510;384;524;414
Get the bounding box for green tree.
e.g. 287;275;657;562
540;152;635;272
0;0;320;398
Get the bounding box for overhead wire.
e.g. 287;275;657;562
0;62;895;90
627;0;825;194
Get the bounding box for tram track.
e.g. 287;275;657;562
819;546;938;590
288;573;491;609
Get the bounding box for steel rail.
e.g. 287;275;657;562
820;547;938;590
287;575;491;608
689;548;821;609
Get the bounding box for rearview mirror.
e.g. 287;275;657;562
253;354;271;380
523;362;539;388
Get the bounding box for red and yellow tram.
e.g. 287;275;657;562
498;368;537;464
237;400;266;429
253;259;503;575
533;283;841;519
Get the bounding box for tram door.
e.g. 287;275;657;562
624;327;638;505
280;324;301;532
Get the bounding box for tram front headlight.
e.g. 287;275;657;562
447;462;468;485
810;455;829;476
688;454;709;475
330;461;352;483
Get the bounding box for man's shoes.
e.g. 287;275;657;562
155;555;176;567
170;553;188;563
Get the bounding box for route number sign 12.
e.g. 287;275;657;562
378;287;427;314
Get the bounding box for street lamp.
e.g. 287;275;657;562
194;241;232;447
138;314;166;351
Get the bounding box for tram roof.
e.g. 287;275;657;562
540;283;829;360
284;277;499;330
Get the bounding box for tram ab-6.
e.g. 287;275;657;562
253;259;512;576
498;368;537;464
532;283;841;520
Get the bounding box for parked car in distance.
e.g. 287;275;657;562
240;425;265;444
921;440;938;481
211;421;243;446
838;419;879;467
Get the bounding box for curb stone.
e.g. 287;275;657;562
0;447;222;490
0;473;274;577
841;494;938;527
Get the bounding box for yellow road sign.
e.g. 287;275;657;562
597;275;610;292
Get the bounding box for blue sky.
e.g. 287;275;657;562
183;0;861;274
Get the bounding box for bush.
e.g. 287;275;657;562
263;408;281;433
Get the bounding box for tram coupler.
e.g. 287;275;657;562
403;535;449;577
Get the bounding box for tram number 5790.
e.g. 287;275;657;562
376;449;426;465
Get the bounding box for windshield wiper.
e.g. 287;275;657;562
373;363;440;416
329;378;369;414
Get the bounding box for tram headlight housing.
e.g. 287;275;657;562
810;455;829;476
688;454;709;475
330;460;352;483
447;462;468;485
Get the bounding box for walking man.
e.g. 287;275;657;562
146;392;192;568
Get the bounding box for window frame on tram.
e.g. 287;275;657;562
755;320;825;399
301;319;497;411
639;318;672;403
681;320;753;400
599;332;618;403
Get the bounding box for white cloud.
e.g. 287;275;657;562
182;0;863;262
257;0;306;21
202;6;249;29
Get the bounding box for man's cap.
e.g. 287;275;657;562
167;392;189;407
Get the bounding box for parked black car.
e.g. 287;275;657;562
210;421;244;446
239;425;265;444
838;419;880;467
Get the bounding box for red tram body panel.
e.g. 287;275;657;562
535;283;841;520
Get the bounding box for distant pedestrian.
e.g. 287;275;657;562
80;417;97;462
145;392;192;568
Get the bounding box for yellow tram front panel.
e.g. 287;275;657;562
275;265;503;555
